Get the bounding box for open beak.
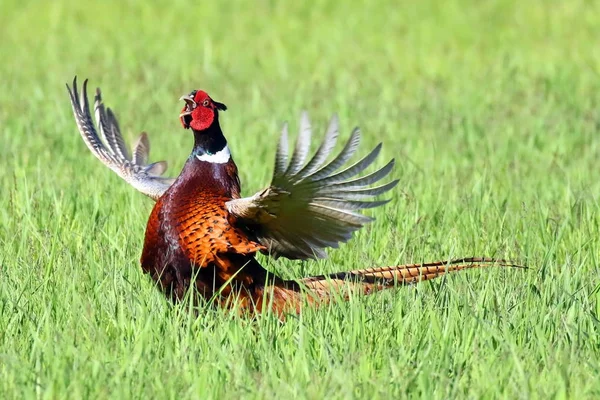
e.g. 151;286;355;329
179;95;196;129
179;95;196;117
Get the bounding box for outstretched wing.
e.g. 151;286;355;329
226;113;398;260
66;77;175;200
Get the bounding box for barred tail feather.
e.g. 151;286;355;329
298;257;524;297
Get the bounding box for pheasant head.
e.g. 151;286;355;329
179;90;227;131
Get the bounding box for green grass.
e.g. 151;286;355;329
1;0;600;398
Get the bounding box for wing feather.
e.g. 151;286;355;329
295;114;339;180
132;132;150;165
273;122;289;178
66;77;174;200
308;128;361;181
284;111;312;176
104;107;130;161
314;143;382;185
326;159;395;190
318;180;400;200
226;114;397;260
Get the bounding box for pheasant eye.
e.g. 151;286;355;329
202;99;210;107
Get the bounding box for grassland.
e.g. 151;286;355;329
1;0;600;398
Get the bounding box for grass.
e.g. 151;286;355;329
1;0;600;398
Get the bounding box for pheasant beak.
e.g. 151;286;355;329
179;95;196;129
179;95;196;117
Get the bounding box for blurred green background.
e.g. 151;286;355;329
1;1;600;398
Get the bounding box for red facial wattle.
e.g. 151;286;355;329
189;105;215;131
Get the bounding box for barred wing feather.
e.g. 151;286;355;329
226;113;398;260
66;77;174;200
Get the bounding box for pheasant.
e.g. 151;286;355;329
66;77;520;317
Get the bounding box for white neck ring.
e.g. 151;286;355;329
196;146;231;164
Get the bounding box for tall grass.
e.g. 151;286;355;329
1;0;599;398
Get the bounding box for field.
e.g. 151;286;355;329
1;0;600;398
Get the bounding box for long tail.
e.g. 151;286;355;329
255;257;524;317
297;257;524;298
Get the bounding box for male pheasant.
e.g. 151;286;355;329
67;77;519;317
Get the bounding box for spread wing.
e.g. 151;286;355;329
66;77;175;200
226;112;398;260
